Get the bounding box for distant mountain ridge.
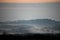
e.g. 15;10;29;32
0;19;60;24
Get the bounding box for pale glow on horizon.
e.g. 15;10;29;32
0;8;60;21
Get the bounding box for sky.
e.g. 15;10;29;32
0;0;60;34
0;0;60;3
0;0;60;21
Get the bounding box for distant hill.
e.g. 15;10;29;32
1;19;60;24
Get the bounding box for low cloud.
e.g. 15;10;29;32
0;24;60;34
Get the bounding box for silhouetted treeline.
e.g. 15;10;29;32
0;33;60;40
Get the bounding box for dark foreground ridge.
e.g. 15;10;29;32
0;33;60;40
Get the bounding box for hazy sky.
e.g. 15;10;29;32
0;0;60;3
0;3;60;21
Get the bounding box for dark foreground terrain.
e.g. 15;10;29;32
0;33;60;40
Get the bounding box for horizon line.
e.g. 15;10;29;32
0;19;60;22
